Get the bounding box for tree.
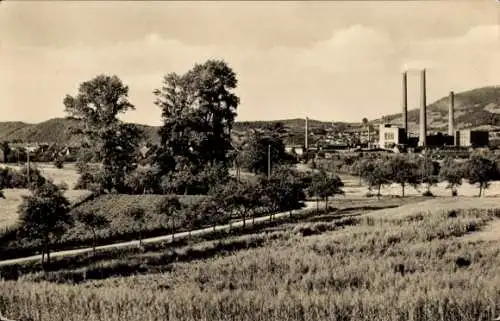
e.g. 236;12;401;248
0;141;11;163
417;156;440;196
156;195;183;241
195;162;230;194
76;211;110;256
386;155;419;197
259;165;306;219
18;180;73;267
53;158;64;169
125;166;161;194
126;206;146;247
154;60;239;177
358;157;390;199
463;155;499;197
242;130;292;176
439;157;464;196
64;74;142;193
194;196;227;232
308;170;344;211
226;181;261;227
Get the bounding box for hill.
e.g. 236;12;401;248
1;86;499;145
380;86;500;133
0;118;161;146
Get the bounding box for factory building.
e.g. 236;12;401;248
378;124;406;149
455;130;489;148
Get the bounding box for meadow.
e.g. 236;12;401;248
1;199;500;321
0;162;88;231
0;196;423;278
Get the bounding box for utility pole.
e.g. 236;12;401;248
267;144;271;179
27;146;30;186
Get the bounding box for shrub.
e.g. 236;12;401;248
54;159;64;169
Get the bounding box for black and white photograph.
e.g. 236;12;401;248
1;1;500;320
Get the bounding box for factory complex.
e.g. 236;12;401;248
378;69;489;152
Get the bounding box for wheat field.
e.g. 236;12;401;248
1;205;500;321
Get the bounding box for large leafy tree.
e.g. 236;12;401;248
463;155;499;197
76;211;110;257
307;169;344;211
18;180;73;267
358;156;391;199
64;75;142;193
125;166;161;195
126;206;147;247
154;60;239;177
241;129;293;176
417;156;440;196
386;155;420;197
156;195;183;241
439;157;464;196
259;165;306;219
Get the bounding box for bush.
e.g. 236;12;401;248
54;159;64;169
0;165;46;189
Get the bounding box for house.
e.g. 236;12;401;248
285;145;304;156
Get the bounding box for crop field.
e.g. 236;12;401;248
0;196;425;275
0;188;92;232
0;162;80;188
0;163;85;231
2;198;500;321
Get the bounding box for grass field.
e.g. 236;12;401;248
2;196;500;321
0;188;92;232
0;162;85;231
0;162;80;188
0;196;424;278
64;194;206;242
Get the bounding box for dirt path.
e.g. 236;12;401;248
0;201;320;267
365;196;500;220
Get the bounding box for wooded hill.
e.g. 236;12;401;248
1;86;499;145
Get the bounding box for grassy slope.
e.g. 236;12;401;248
0;194;207;261
2;199;500;321
65;194;205;242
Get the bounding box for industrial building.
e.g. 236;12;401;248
378;124;406;149
455;129;489;147
378;69;489;151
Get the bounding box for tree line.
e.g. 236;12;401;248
357;153;500;198
59;60;297;196
11;163;346;268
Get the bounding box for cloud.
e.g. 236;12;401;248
406;24;499;70
1;23;499;125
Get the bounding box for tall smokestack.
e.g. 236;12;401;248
448;91;455;138
418;69;427;147
402;71;408;139
305;117;309;150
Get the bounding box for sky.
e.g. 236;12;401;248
1;1;499;126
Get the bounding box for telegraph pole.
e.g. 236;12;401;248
27;146;30;186
267;144;271;179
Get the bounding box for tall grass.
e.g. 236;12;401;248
1;208;500;321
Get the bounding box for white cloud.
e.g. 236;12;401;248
1;24;499;125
